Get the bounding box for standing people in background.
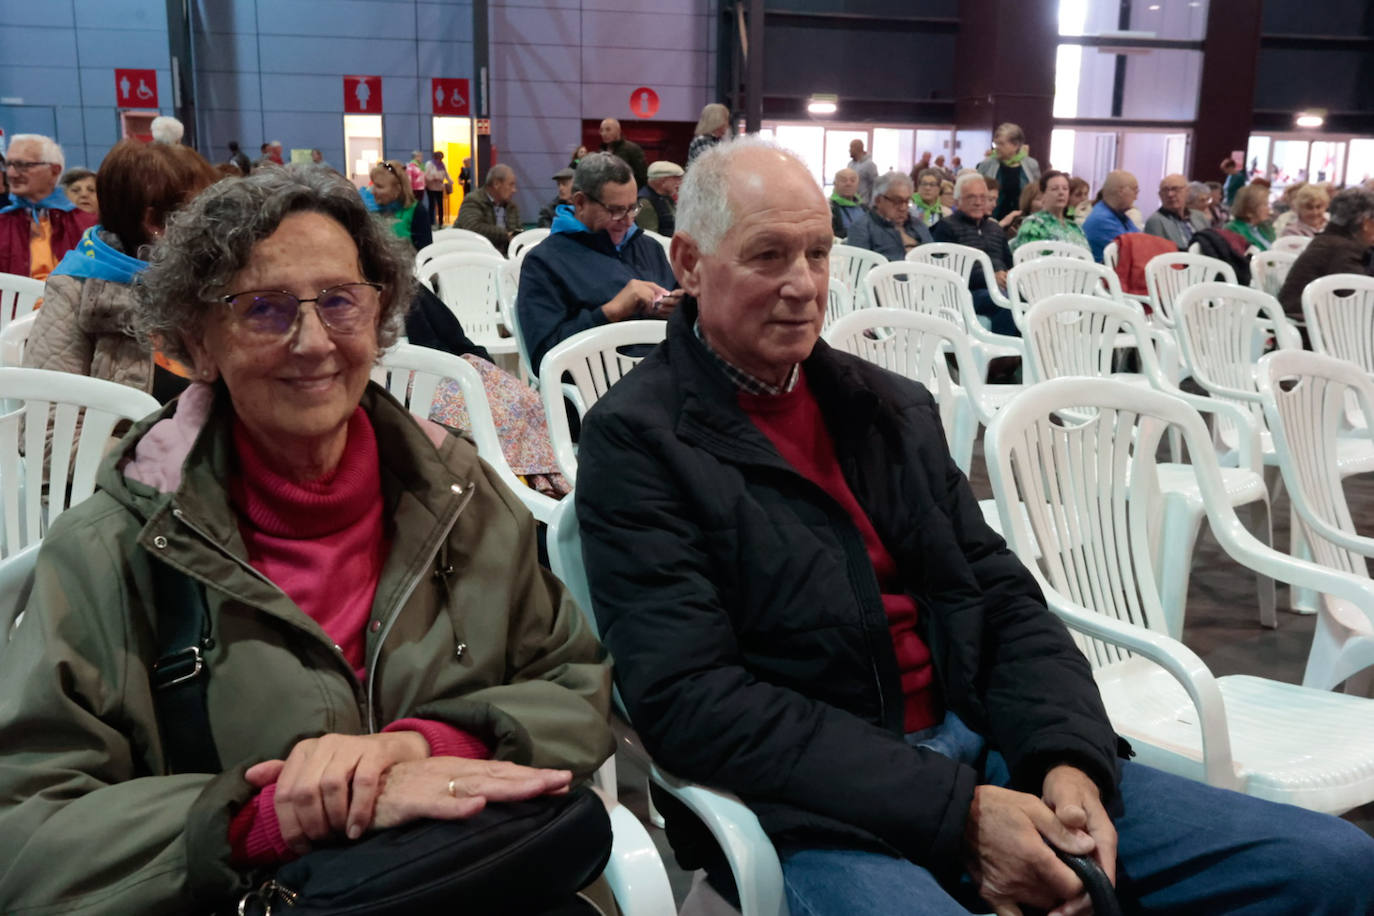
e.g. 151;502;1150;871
538;167;576;228
1143;173;1205;250
1280;183;1330;238
0;134;97;281
60;168;98;215
907;151;932;186
569;145;587;169
1221;157;1246;207
846;171;933;261
1010;170;1089;255
455;163;522;255
932;154;954;183
829;168;863;239
308;149;330;169
847;138;879;205
636;161;683;236
227;141;252;176
23;140;219;406
255;141;284;169
932;172;1016;335
425;151;454;227
1081;170;1141;262
911;168;950;229
406;150;426;198
977;122;1041;221
149;116;184;145
599;118;648;189
688;103;732;167
360;159;432;251
516;152;679;371
1226;184;1275;251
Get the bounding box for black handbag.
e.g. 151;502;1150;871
147;558;613;915
234;788;612;916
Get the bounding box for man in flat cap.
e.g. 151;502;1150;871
538;167;576;229
636;161;683;236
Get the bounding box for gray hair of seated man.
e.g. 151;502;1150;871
873;171;913;202
676;135;813;256
1326;186;1374;229
135;165;415;366
484;163;514;188
1185;181;1212;207
572;152;633;201
954;171;986;201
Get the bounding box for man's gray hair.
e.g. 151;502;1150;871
10;134;64;170
676;135;814;255
573;152;633;198
135;165;415;365
953;171;985;201
1327;186;1374;229
484;163;514;187
873;170;912;201
1186;181;1211;206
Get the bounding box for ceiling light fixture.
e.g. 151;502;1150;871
1295;111;1325;128
807;94;838;116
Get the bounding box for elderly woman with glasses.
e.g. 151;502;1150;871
0;167;613;913
845;170;934;262
361;157;432;250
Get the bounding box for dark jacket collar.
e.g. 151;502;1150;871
664;298;883;470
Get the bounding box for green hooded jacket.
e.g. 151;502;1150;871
0;382;613;914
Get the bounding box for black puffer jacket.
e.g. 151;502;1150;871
576;300;1123;881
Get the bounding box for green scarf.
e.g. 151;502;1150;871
990;145;1029;167
830;192;860;207
912;196;942;221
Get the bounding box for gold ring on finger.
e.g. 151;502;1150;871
448;778;458;797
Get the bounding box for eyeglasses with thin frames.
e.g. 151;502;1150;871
584;193;642;221
219;282;382;338
880;194;912;208
3;160;54;172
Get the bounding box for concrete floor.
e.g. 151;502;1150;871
610;442;1374;907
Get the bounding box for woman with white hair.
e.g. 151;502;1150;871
687;102;732;167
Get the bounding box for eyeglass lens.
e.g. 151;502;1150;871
226;283;378;336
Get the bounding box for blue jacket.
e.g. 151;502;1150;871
845;209;933;262
516;205;677;371
1081;200;1140;263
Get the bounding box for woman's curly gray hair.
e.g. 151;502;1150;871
135;165;415;364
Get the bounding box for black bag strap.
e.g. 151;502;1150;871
149;557;223;774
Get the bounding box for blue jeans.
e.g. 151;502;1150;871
971;288;1020;338
779;715;1374;915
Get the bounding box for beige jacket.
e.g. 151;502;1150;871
22;271;153;394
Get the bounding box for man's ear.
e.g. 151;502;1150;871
671;232;703;297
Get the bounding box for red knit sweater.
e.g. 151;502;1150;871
226;409;487;865
738;371;939;733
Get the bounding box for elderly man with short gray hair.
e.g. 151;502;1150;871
575;135;1374;916
0;133;96;280
515;151;678;370
455;163;522;254
845;170;933;261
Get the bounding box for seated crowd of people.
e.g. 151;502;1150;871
3;103;1374;916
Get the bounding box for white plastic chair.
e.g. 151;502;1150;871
539;321;667;483
829;244;886;311
1302;273;1374;376
508;227;550;262
0;368;160;559
1012;239;1093;266
641;230;673;260
0;311;37;367
416;252;518;358
862;261;1022;380
1251;250;1297;298
546;494;789;916
1102;240;1119;270
0;273;44;336
432;227;500;248
1258;350;1374;694
825;309;982;474
1005;256;1125;330
370;344;557;523
985;377;1374;813
1022;294;1275;636
821;276;854;333
905;241;1013;312
1272;235;1312;255
415;237;501;276
1144;252;1238;331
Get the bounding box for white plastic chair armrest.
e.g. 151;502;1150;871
1285;512;1374;561
593;789;678;916
648;765;788;916
1153;383;1262;474
1041;589;1239;790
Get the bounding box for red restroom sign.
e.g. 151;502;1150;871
115;69;158;107
432;78;470;116
344;75;382;113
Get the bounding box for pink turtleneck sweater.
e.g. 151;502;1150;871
226;408;486;866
